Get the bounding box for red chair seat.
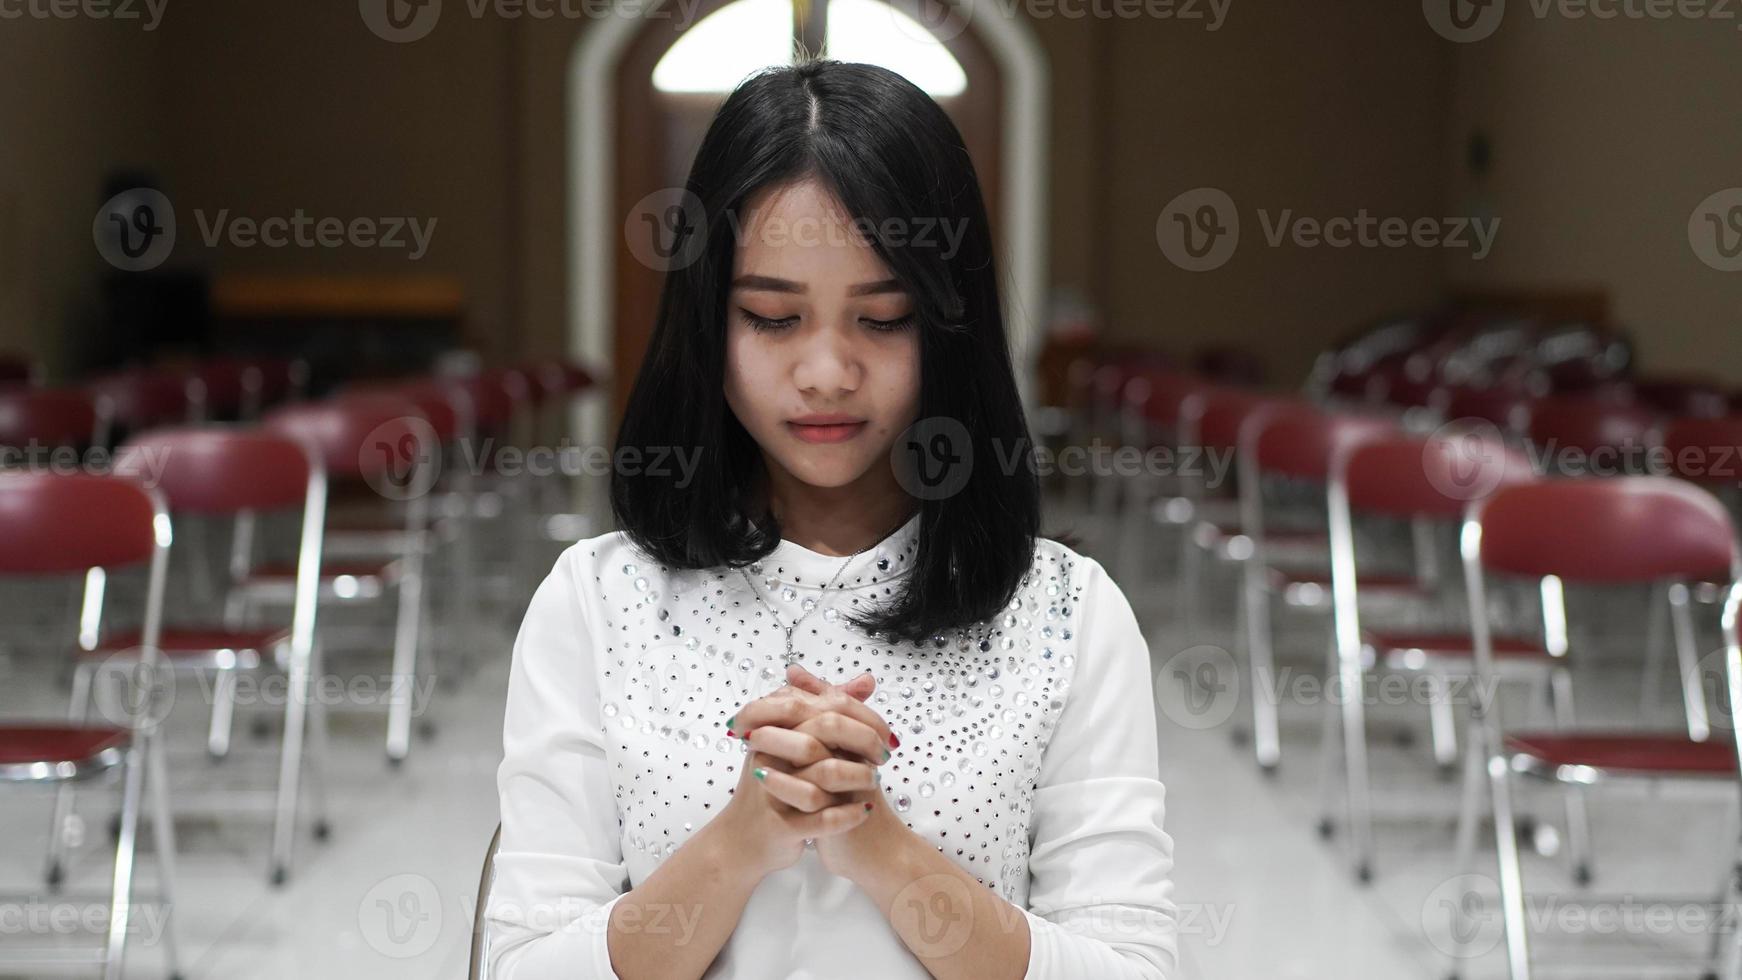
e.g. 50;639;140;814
88;626;290;658
0;725;129;768
1364;630;1550;659
1504;732;1737;778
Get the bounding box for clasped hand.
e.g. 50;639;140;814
721;663;906;880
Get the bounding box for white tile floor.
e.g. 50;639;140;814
1;500;1736;978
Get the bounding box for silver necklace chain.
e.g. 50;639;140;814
737;512;911;668
739;545;865;668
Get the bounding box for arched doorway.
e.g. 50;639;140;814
567;0;1048;449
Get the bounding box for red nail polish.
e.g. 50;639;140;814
888;732;900;748
863;801;873;811
726;729;735;738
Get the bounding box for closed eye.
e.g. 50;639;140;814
862;314;916;333
739;309;798;332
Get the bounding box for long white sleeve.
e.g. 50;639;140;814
1021;555;1179;980
487;547;628;979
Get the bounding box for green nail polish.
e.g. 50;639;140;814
726;714;735;728
752;767;767;780
882;747;891;761
873;770;881;784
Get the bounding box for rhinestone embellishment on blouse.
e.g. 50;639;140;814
584;527;1085;901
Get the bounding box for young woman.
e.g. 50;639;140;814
489;60;1177;979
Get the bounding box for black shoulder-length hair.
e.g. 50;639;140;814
609;59;1040;646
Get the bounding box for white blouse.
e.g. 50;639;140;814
487;511;1179;979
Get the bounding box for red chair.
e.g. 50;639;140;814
86;368;194;445
1321;430;1545;883
0;387;102;451
95;428;329;885
244;395;438;766
1233;406;1402;772
1634;373;1730;419
1453;480;1742;979
1524;396;1662;476
1444;383;1533;436
186;358;267;421
0;473;183;980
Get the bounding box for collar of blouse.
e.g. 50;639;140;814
743;509;923;594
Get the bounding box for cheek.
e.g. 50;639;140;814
723;326;778;424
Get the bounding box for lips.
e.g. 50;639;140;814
787;419;867;444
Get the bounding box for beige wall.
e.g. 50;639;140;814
0;16;164;378
1445;9;1742;383
12;4;1735;389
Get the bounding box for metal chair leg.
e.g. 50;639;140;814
385;531;428;765
144;732;184;979
207;666;237;759
270;629;314;885
1640;581;1669;716
1336;635;1374;883
103;744;145;980
1486;749;1535;980
47;660;95;888
1548;665;1593;886
1428;669;1459;771
1242;559;1281;772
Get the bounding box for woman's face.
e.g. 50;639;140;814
723;178;922;495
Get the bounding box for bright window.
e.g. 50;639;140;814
651;0;967;96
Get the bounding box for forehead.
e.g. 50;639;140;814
734;179;894;284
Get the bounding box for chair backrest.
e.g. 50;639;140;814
1525;395;1661;459
264;394;432;485
0;387;100;450
1635;374;1730;419
1341;431;1537;520
344;380;460;444
468;824;503;980
1251;408;1398;484
188;358;267;421
1469;477;1737;585
0;472;162;575
1443;383;1532;434
444;374;516;436
87;368;193;435
1662;416;1742;488
116;427;315;515
1194;387;1284;454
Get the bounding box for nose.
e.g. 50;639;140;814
791;323;861;396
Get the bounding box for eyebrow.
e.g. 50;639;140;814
730;275;906;297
